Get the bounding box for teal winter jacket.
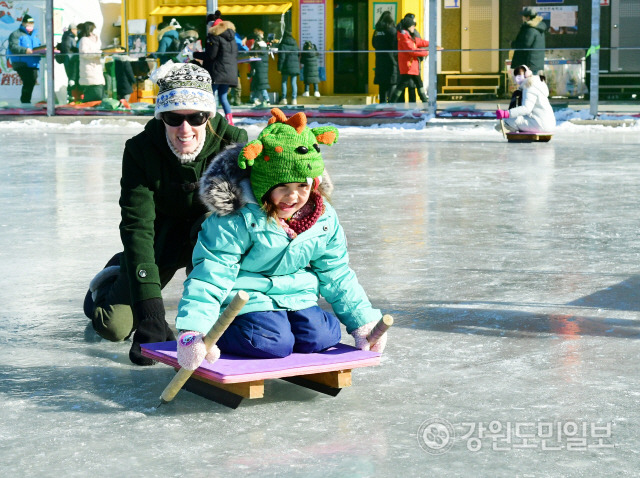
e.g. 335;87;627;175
176;144;381;335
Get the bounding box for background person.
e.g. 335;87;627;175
388;16;428;104
59;23;78;102
156;20;181;65
229;32;249;106
7;13;41;104
372;11;398;104
300;40;321;98
83;63;248;366
248;28;271;107
395;13;422;103
77;21;105;102
114;55;136;102
511;7;547;75
193;20;239;125
277;30;300;106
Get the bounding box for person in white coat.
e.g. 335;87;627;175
77;21;105;102
496;64;555;133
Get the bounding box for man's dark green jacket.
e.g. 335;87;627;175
119;114;248;304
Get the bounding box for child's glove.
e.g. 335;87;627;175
350;320;387;353
496;109;510;120
176;331;221;370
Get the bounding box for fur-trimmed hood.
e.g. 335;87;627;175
210;20;235;37
526;15;548;34
199;143;334;216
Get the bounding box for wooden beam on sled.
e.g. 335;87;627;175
283;369;352;397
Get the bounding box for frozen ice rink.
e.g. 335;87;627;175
1;117;639;477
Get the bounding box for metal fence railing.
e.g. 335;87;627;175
1;45;639;117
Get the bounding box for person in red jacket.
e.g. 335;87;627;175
389;15;428;104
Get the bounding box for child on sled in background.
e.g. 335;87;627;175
496;64;556;133
174;108;388;370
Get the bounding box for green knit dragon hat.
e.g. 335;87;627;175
238;108;339;202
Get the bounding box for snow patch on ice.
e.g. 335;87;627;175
555;108;593;122
0;118;147;132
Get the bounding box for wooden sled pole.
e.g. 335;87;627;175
159;290;249;405
497;104;507;139
366;314;393;346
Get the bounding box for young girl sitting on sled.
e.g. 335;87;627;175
496;64;556;134
174;108;388;370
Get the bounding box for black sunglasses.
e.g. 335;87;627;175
161;111;210;127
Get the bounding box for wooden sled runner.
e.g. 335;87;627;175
507;132;553;143
142;341;381;409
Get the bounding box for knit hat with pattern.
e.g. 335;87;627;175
238;108;339;203
151;61;216;119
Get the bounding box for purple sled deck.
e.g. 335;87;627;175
141;341;380;384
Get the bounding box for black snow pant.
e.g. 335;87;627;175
88;213;211;341
390;74;428;104
377;82;394;103
14;64;39;103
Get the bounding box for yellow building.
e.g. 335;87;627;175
120;0;425;101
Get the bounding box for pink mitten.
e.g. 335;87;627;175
496;109;510;120
350;320;388;353
176;331;221;370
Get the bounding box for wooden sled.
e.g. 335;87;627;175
506;132;553;143
142;342;381;409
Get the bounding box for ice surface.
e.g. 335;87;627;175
0;118;639;477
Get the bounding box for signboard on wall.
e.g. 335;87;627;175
531;5;578;35
53;7;64;39
127;19;146;35
444;0;461;7
0;1;46;104
372;3;397;28
299;0;325;69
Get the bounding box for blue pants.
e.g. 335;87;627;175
304;83;319;93
217;306;342;358
281;74;298;100
213;84;231;114
250;89;270;102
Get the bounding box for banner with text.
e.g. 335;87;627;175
299;0;326;71
0;1;46;103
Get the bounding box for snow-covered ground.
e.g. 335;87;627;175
0;117;639;477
